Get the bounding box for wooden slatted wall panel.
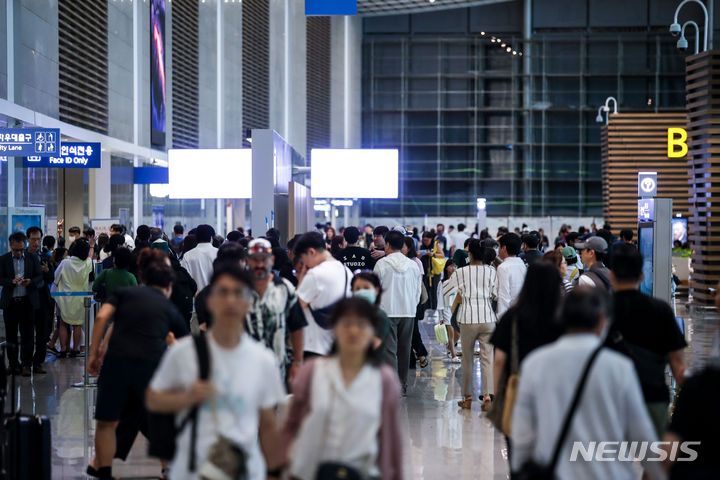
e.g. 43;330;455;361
686;51;720;304
58;0;108;134
306;16;331;160
242;0;270;146
171;0;199;149
602;112;690;237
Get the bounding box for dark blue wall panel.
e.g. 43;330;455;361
533;0;587;28
412;8;468;34
590;0;647;27
364;14;410;34
469;1;522;33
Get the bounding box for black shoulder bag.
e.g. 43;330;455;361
147;333;210;463
309;267;349;330
512;345;603;480
148;333;211;470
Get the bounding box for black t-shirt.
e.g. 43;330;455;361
668;366;720;479
195;285;212;328
338;246;375;271
490;308;564;378
519;250;543;266
609;289;686;401
106;286;188;361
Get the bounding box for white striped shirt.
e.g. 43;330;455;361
442;265;498;324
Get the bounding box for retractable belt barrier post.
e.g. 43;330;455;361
49;291;96;388
0;289;96;388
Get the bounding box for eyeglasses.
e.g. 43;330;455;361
211;287;252;299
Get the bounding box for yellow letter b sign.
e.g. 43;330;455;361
668;128;688;158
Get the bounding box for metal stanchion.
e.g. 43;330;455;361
50;292;96;389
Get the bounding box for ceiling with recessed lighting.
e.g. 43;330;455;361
357;0;512;16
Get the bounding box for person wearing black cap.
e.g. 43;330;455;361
338;226;375;272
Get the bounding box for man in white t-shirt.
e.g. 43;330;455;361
180;224;218;291
147;264;285;480
449;223;470;257
497;233;527;319
293;232;352;358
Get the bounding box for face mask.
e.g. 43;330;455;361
354;288;377;305
69;236;77;243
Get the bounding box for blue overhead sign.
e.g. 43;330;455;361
23;142;101;168
134;166;168;184
0;128;60;156
305;0;357;16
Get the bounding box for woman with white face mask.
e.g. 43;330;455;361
351;272;391;364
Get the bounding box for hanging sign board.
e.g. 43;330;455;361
23;142;101;168
0;128;60;156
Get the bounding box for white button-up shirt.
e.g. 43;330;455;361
496;256;527;318
512;334;666;480
12;253;26;298
180;242;218;291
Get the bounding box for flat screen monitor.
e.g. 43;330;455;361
671;218;688;246
310;149;398;199
168;149;251;199
639;225;654;296
150;0;166;146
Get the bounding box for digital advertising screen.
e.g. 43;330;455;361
672;218;688;246
168;149;252;199
639;226;654;296
310;149;399;199
150;0;166;146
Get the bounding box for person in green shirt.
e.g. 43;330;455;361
351;272;392;364
452;237;471;268
93;247;138;302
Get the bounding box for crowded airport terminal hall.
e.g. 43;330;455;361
1;0;720;479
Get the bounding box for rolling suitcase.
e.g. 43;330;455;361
2;357;52;480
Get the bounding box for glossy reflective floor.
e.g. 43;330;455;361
4;298;718;480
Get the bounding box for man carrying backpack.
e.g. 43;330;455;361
606;244;687;436
574;236;611;291
147;264;285;480
245;238;307;383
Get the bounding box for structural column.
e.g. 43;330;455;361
89;151;112;220
57;169;84;233
269;0;306;156
686;51;720;303
330;15;362;149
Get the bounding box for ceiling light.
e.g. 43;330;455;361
480;31;486;35
506;47;512;52
512;51;517;55
519;52;523;56
501;43;506;47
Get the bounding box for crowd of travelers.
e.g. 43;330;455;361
0;219;716;479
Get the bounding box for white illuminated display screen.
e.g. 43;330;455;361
311;149;398;199
168;149;251;199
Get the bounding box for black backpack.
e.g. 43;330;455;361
170;264;198;327
148;332;210;471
